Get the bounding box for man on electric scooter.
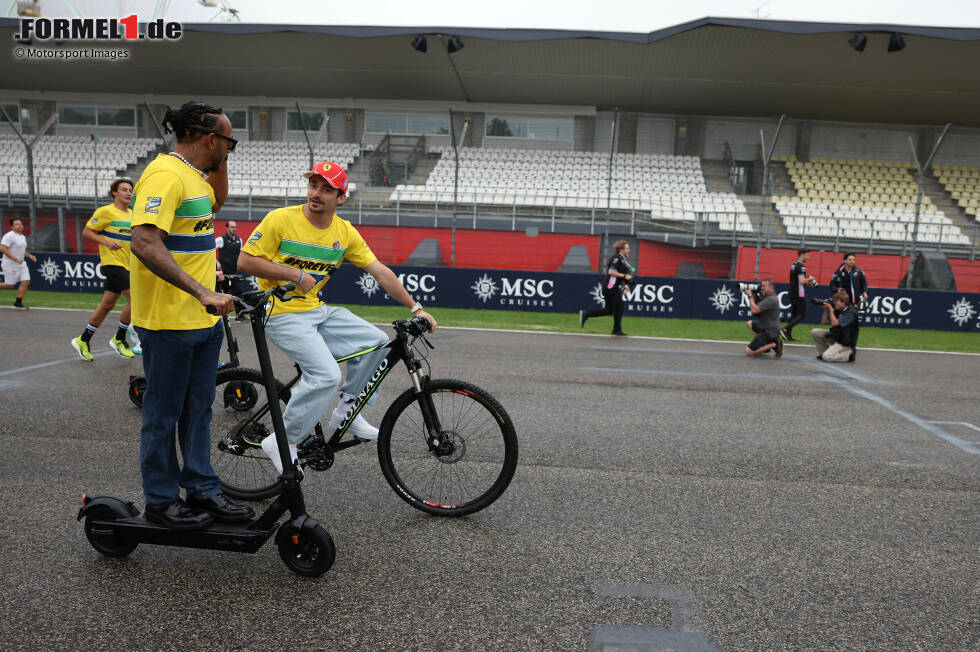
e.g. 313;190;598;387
237;161;437;473
129;101;254;530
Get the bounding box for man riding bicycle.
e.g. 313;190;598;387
237;161;437;472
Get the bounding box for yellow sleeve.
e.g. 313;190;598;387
86;206;110;232
343;223;378;268
132;170;183;234
241;211;282;261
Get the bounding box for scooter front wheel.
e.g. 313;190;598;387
276;523;335;577
84;507;138;557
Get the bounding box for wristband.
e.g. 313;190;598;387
410;301;422;314
297;270;305;285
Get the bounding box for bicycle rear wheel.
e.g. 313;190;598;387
377;379;518;517
211;367;288;500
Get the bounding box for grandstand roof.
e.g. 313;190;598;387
3;17;980;126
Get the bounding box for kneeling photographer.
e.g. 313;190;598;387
810;290;858;362
743;278;782;358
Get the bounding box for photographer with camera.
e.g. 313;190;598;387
743;278;782;358
810;290;858;362
829;252;867;361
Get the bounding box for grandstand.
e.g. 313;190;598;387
772;155;972;246
390;147;754;233
227;141;360;198
933;164;980;221
0;133;160;198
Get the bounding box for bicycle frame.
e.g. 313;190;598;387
323;324;441;452
234;320;440;457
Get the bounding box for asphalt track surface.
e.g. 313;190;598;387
0;306;977;651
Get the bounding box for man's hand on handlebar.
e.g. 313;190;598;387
414;309;437;333
201;289;235;316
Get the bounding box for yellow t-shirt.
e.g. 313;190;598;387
129;153;219;331
242;204;377;316
86;204;132;269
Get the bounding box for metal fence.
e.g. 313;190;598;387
5;174;978;261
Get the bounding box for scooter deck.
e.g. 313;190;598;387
89;515;279;553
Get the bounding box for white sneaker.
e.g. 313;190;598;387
260;435;298;474
329;400;379;440
127;325;142;355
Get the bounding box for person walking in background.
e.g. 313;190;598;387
0;217;36;309
216;220;247;296
781;248;817;341
829;252;868;361
579;240;633;336
71;178;138;361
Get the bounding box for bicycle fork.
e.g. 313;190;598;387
408;359;448;455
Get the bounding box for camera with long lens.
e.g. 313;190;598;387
738;282;763;301
810;297;833;307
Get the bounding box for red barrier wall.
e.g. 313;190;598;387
735;246;980;292
637;241;733;278
17;211;980;290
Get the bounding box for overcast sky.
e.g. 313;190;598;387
16;0;980;30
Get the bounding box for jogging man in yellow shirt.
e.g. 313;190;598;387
130;101;252;530
238;161;437;473
71;177;138;360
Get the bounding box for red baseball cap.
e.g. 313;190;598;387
303;161;349;195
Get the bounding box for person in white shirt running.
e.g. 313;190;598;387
0;218;36;310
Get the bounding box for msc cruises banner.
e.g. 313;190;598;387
19;253;980;333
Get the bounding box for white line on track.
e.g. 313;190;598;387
0;349;118;377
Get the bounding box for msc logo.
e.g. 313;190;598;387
709;285;738;314
397;273;436;302
623;282;674;313
861;295;912;325
356;273;380;297
947;298;977;327
472;274;555;307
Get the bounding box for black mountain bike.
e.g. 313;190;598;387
210;314;518;517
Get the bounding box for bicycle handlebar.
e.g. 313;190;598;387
206;282;298;315
393;315;434;337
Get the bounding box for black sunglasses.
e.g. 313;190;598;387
193;128;237;152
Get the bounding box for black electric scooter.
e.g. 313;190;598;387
79;283;336;577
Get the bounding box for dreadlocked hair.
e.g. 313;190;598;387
161;101;224;142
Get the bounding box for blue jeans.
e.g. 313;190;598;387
265;305;388;445
136;322;224;507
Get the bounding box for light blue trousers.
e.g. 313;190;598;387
265;305;389;444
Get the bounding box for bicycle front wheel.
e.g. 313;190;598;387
377;379;518;517
211;367;288;500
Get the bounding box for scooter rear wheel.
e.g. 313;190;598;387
276;524;335;577
84;507;138;557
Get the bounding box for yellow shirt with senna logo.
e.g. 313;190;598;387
86;204;132;269
242;204;377;316
129;153;219;331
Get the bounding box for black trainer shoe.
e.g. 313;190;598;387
775;339;784;358
144;499;214;530
611;330;628;336
185;492;255;523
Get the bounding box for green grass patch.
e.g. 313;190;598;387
7;290;978;354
